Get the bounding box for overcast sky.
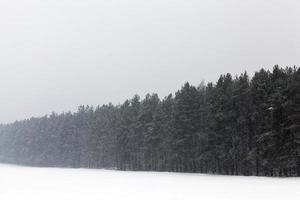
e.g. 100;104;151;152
0;0;299;123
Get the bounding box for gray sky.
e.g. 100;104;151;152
0;0;299;123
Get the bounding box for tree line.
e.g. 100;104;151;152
0;65;299;177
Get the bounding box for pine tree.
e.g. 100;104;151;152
0;65;298;177
280;67;300;176
231;72;253;175
139;94;160;170
173;82;202;172
209;74;237;174
250;68;272;175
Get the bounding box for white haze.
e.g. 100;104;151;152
0;0;299;123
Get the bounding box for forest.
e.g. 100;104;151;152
0;65;299;177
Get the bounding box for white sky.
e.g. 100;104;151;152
0;0;299;123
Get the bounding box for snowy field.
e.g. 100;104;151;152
0;165;299;200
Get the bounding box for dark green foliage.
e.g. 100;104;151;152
0;65;299;177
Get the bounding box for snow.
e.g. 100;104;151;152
0;165;299;200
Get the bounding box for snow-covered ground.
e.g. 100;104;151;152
0;164;299;200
